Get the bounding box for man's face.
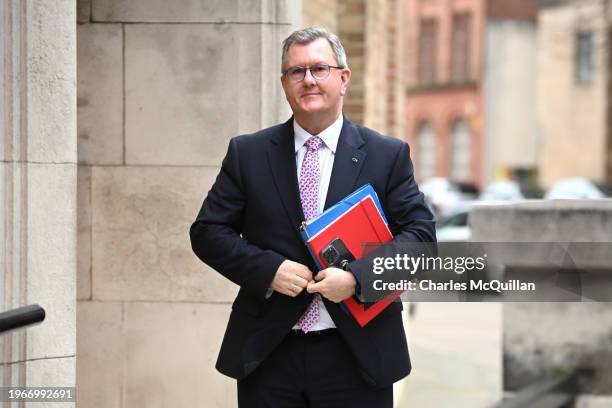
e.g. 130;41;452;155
281;38;351;120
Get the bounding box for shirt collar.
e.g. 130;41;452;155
293;114;343;154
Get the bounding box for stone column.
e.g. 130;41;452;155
1;0;77;404
76;1;298;407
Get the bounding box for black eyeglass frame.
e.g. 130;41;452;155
282;64;346;82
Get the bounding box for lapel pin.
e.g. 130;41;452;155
352;157;358;163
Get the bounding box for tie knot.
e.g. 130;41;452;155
305;136;323;152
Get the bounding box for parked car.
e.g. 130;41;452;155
435;201;473;242
480;180;524;202
420;177;468;218
544;177;605;199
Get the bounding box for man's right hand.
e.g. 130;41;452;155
270;260;313;297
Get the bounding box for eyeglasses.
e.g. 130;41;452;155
282;64;345;82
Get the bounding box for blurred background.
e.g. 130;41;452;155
1;0;612;407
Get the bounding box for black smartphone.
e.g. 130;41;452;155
319;238;355;269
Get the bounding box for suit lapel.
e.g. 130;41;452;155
323;117;367;210
267;116;367;228
267;118;305;231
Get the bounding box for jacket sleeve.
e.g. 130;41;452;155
189;137;285;301
347;141;437;298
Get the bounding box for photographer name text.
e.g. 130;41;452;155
372;279;536;293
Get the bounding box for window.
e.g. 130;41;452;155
451;13;471;82
418;19;438;84
575;31;593;84
449;119;471;183
417;122;436;179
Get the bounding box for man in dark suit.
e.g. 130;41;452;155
190;27;435;407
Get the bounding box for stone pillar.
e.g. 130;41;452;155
76;1;298;407
0;0;77;403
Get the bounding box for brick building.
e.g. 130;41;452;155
405;0;486;187
405;0;537;189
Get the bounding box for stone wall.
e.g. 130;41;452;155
471;200;612;397
75;1;298;406
1;0;77;401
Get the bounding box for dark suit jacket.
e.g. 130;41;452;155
190;116;436;388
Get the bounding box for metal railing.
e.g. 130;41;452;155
0;304;46;335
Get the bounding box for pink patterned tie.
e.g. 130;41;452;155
297;136;323;333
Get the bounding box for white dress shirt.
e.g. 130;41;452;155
292;114;344;331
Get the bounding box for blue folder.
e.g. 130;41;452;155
300;183;387;252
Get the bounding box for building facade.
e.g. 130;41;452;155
405;0;539;189
537;0;611;188
484;0;538;186
405;0;485;187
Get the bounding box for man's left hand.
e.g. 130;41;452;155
306;267;356;303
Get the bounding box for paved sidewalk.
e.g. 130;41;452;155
394;303;503;408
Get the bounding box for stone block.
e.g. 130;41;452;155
92;0;295;24
124;23;291;166
26;356;76;388
1;357;76;408
469;202;612;278
471;200;612;242
91;166;238;302
76;301;236;407
1;358;75;406
576;396;612;408
77;166;92;300
77;23;123;165
27;0;77;164
26;163;77;360
123;302;235;408
77;0;90;23
76;301;124;407
504;303;612;392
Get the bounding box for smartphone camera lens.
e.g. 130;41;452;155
322;247;339;265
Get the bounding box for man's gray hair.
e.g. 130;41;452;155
281;27;348;72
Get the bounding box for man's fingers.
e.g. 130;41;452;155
315;269;327;281
287;283;302;297
273;260;318;298
293;276;308;288
294;267;313;281
306;280;322;293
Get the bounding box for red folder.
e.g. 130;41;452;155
306;195;403;326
